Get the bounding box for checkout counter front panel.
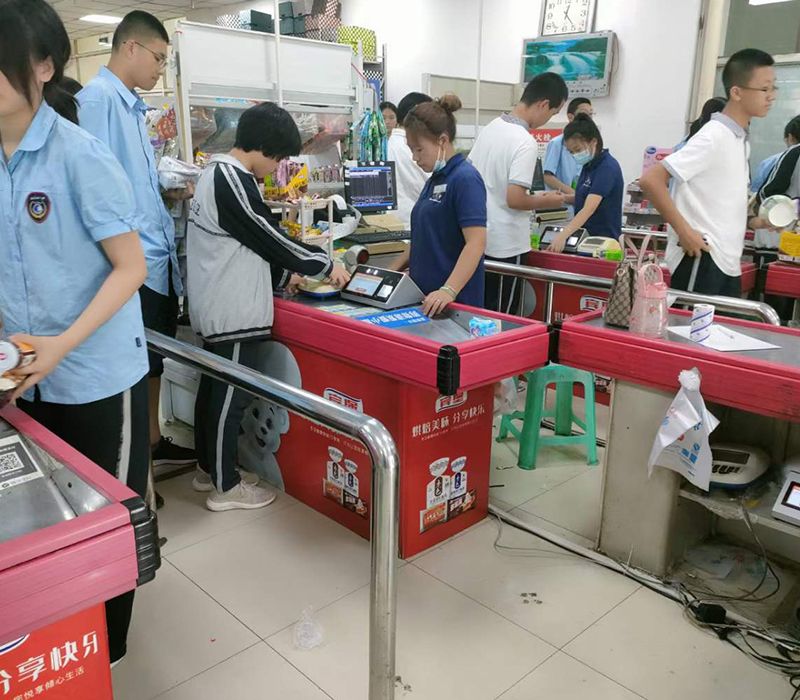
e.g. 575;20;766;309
252;296;549;558
0;406;160;698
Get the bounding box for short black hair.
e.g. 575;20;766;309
397;92;432;125
234;102;302;159
785;115;800;142
112;11;169;51
722;48;774;98
380;101;397;116
520;73;568;109
567;97;591;116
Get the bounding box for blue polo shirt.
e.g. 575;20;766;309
409;154;487;307
0;102;149;404
78;67;182;296
574;149;624;239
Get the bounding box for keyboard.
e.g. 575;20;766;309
342;230;411;245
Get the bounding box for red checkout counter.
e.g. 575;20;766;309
259;294;550;558
558;310;800;575
0;407;160;699
525;250;758;323
765;261;800;320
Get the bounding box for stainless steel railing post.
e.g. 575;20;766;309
145;331;399;700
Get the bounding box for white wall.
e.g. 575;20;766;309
341;0;703;183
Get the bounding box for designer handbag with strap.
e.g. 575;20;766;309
603;234;653;328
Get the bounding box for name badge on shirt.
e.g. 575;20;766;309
430;184;447;203
26;193;51;223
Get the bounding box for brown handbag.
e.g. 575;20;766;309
603;234;654;328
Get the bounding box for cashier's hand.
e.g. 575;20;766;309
678;227;711;258
162;181;196;202
547;233;569;254
8;334;71;400
422;290;454;317
326;264;351;289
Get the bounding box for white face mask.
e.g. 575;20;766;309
572;148;593;166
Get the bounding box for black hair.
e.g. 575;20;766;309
379;101;397;116
397;92;433;125
722;48;775;98
567;97;591;116
785;115;800;142
0;0;77;124
112;11;169;51
688;96;726;139
563;113;604;159
234;102;302;159
404;94;462;143
520;73;569;109
60;77;83;96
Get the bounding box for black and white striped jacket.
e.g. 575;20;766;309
187;154;333;344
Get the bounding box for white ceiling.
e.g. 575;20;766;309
52;0;247;39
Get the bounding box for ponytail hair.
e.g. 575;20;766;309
0;0;78;123
688;96;726;140
563;113;604;157
404;93;462;143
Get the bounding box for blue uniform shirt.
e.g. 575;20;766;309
751;151;782;193
0;102;149;404
409;154;487;307
78;67;181;296
574;149;624;239
543;134;581;191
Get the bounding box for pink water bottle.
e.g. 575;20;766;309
638;281;669;338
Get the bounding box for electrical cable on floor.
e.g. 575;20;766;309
489;503;800;696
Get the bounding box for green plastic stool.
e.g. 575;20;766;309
497;364;598;470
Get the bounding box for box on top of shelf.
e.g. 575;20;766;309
337;26;378;61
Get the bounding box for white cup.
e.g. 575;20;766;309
690;304;714;343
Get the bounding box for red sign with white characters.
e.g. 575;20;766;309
0;606;111;700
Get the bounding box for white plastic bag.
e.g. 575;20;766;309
647;368;719;491
292;606;324;650
493;378;517;416
157;156;203;191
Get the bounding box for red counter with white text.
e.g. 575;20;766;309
0;407;160;699
238;298;550;558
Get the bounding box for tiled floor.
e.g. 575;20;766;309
113;423;793;699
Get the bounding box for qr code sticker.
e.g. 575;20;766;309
0;451;24;475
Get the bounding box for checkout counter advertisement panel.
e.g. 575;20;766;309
0;605;111;699
247;344;492;558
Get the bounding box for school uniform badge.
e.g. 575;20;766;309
26;193;51;223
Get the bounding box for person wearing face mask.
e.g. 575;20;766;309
548;115;624;253
389;95;487;317
469;73;568;313
543;97;594;201
78;11;197;495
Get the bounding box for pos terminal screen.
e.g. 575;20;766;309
783;482;800;511
348;272;383;297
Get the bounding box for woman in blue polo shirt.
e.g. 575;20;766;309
548;115;624;252
390;94;487;316
1;0;150;664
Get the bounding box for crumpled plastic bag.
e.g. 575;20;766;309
293;606;324;650
647;368;719;491
494;377;517;416
158;156;203;191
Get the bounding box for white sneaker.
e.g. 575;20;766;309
206;480;277;512
192;467;259;492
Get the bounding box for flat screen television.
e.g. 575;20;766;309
521;31;615;98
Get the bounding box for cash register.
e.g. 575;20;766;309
340;265;425;310
539;225;588;254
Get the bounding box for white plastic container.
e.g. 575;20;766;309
161;358;200;426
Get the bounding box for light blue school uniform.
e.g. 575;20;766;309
0;102;148;404
78;66;182;296
543;134;582;191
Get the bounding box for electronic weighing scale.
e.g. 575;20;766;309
773;469;800;527
340;265;425;310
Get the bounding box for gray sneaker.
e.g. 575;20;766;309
192;467;259;493
206;480;277;512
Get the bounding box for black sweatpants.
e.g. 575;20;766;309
194;339;263;493
18;375;150;663
670;252;742;298
485;253;524;314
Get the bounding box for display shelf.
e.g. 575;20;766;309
679;485;800;540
